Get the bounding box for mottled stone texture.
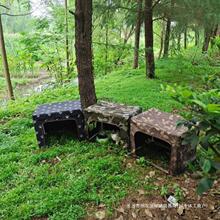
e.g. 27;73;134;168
130;108;196;175
84;101;142;146
33;100;86;147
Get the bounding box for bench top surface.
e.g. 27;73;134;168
33;100;82;117
85;101;142;120
131;108;187;137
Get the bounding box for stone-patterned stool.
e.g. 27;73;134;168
84;101;142;146
130;108;196;175
33;100;86;147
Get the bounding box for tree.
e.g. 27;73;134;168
64;0;70;77
144;0;155;78
184;26;187;49
158;20;165;59
0;14;14;100
133;0;143;69
75;0;97;109
163;17;171;58
202;24;214;53
162;0;174;58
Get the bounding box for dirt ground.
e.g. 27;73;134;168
87;159;220;220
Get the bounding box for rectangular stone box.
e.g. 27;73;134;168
33;100;86;147
130;108;196;175
84;101;142;146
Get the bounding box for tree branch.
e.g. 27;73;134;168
153;16;166;21
1;11;32;17
69;10;77;17
153;0;161;9
0;4;10;10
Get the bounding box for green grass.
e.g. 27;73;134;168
0;56;219;219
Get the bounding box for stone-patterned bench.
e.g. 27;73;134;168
130;108;196;175
84;101;142;146
33;100;86;147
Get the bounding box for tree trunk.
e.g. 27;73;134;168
75;0;97;109
163;18;171;58
177;31;181;51
133;0;143;69
162;0;174;58
0;15;14;100
105;24;109;74
195;29;199;46
202;26;212;53
158;20;166;59
212;24;219;37
211;24;219;48
184;27;187;49
144;0;155;79
65;0;70;78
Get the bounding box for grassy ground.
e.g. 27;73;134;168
0;56;219;219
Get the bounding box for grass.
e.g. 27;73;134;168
0;56;219;219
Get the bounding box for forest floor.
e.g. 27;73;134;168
0;56;220;220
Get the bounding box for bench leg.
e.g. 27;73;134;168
34;122;46;148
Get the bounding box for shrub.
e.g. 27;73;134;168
165;73;220;195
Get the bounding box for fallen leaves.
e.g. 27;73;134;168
131;212;137;219
177;205;185;216
144;209;153;218
149;171;156;178
137;189;145;195
95;210;106;220
116;207;126;214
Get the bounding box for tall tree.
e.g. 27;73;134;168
163;0;174;58
158;20;166;59
64;0;70;77
194;27;199;47
144;0;155;78
0;14;14;100
133;0;143;69
75;0;97;109
184;26;187;49
163;17;171;58
202;25;213;53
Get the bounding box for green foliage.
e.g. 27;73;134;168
173;184;184;202
160;185;168;197
165;72;220;195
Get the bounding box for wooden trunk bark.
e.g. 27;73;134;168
133;0;143;69
0;15;14;100
144;0;155;79
65;0;70;78
158;20;166;59
75;0;97;109
162;0;174;58
195;29;199;46
163;18;171;58
177;32;181;51
202;26;212;53
184;27;187;49
211;24;219;48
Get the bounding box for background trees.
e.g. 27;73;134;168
0;0;220;101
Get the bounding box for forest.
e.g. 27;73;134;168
0;0;220;219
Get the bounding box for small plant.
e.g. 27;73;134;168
165;73;220;195
160;185;168;197
137;157;146;167
173;184;184;202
